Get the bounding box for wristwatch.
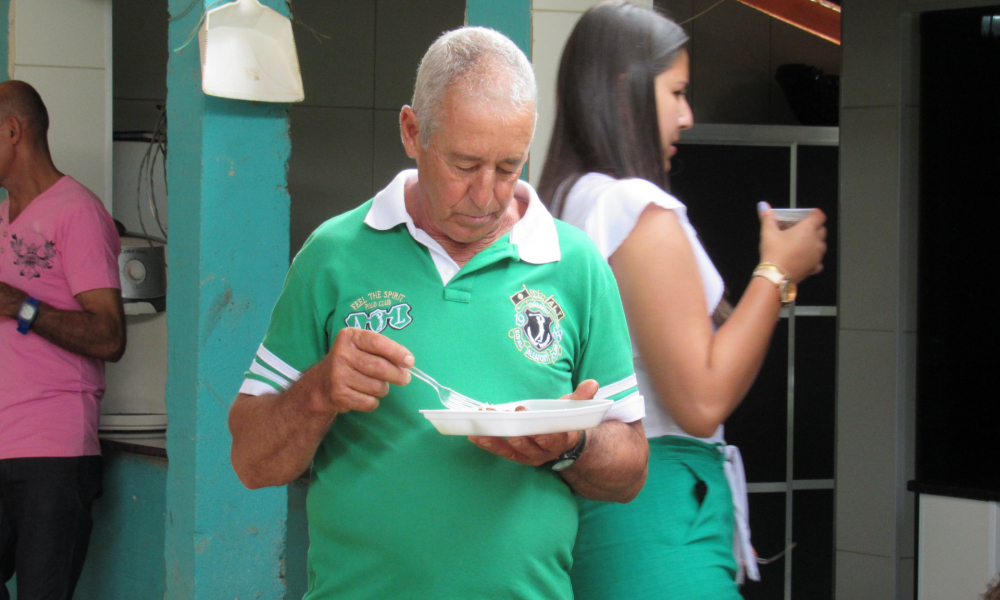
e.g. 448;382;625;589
546;430;587;472
753;262;797;306
16;296;41;334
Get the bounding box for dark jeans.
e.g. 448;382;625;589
0;456;103;600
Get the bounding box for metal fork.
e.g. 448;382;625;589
409;366;487;410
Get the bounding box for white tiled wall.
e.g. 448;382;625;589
918;495;1000;600
836;2;999;598
8;0;112;210
528;7;584;185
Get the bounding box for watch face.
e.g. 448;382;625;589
18;303;37;321
781;281;798;304
551;458;575;471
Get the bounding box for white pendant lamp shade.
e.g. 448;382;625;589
198;0;305;103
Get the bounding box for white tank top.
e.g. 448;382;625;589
561;173;726;443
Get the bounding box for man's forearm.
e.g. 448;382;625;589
0;283;125;362
229;367;336;489
30;302;125;361
560;420;649;503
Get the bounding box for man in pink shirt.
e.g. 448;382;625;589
0;80;125;600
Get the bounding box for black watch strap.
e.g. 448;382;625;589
546;430;587;472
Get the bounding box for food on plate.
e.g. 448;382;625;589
477;405;529;412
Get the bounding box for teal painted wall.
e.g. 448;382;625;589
0;0;8;80
466;0;531;58
74;453;169;599
165;0;292;597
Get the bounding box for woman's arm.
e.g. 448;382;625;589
609;204;825;438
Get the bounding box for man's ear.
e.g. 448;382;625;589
399;106;421;160
7;116;22;143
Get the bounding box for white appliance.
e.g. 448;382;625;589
101;310;168;432
101;138;169;433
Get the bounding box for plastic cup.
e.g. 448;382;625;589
771;208;814;230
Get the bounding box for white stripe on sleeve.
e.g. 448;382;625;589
239;378;282;396
601;393;646;423
249;361;290;389
594;374;638;400
256;344;302;382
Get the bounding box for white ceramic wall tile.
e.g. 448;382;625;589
769;17;841;126
294;0;375;108
836;329;900;557
900;330;917;559
690;0;771;124
13;65;110;209
533;0;617;11
901;10;920;108
656;0;694;25
112;0;168;101
841;0;904;108
838;106;901;333
836;551;896;600
900;106;919;333
372;109;414;193
918;495;1000;599
374;0;465;111
112;99;165;133
11;0;109;69
900;557;914;600
528;9;581;185
288;106;373;255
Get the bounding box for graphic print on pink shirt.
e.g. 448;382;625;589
10;233;56;279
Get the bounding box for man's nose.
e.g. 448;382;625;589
468;168;495;207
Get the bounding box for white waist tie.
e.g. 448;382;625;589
721;444;760;583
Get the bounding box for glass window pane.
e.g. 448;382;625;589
727;319;789;483
795;145;839;306
791;489;835;600
793;316;837;480
671;144;792;304
741;492;787;600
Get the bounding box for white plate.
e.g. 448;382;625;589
420;399;613;437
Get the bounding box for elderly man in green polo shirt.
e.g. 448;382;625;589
229;26;649;600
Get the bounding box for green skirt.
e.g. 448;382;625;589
571;435;741;600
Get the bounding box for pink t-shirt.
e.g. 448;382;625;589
0;176;121;459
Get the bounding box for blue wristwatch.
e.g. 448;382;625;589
16;297;41;334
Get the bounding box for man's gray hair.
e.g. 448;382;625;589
411;27;537;147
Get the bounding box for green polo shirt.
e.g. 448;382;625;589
241;170;643;600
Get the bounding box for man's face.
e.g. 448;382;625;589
401;87;535;245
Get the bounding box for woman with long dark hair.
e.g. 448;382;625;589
538;3;828;598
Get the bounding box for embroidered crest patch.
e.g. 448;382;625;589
509;285;565;365
344;290;413;333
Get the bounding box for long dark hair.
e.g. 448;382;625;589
537;1;688;217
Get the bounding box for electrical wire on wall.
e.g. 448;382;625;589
135;106;168;246
677;0;729;25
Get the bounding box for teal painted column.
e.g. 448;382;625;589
466;0;532;58
1;0;9;81
165;1;290;598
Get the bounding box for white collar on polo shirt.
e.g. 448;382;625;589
364;169;561;285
